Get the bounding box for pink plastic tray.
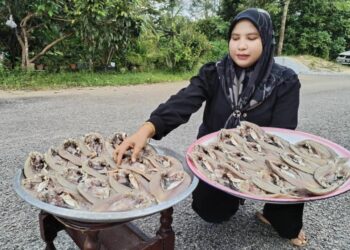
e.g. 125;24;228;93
186;127;350;203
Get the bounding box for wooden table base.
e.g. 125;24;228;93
39;208;175;250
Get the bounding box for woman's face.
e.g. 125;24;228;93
229;20;263;68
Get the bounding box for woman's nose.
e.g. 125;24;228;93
238;41;247;50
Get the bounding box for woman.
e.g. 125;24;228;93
115;8;307;247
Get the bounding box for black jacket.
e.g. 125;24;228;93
148;62;301;140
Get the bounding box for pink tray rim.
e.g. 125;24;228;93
186;127;350;203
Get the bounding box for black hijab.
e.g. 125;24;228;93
216;8;276;128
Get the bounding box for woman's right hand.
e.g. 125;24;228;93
113;122;156;165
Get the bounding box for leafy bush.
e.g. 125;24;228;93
124;31;162;71
329;37;347;60
125;15;210;72
159;26;210;71
194;16;229;41
203;39;228;63
282;0;350;59
299;31;332;59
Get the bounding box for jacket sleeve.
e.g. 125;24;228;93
269;71;301;130
148;63;216;140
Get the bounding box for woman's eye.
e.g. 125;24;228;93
232;37;239;41
248;36;258;41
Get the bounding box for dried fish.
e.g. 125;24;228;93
24;152;48;179
190;123;350;199
22;131;190;212
79;132;105;158
57;139;85;166
149;169;191;202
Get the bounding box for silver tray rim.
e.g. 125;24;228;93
14;146;199;223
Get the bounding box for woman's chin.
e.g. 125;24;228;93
235;60;253;68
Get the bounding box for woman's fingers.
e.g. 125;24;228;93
114;141;133;165
113;130;149;165
131;144;143;162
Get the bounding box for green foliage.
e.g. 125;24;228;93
162;25;210;71
123;26;161;71
283;0;350;59
70;0;142;68
124;3;211;72
0;60;5;73
190;0;220;19
1;0;350;73
126;20;210;72
217;0;241;22
1;0;142;69
194;16;229;41
1;0;71;68
156;15;210;71
203;39;228;62
329;37;347;59
298;31;332;59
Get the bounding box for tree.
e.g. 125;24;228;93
277;0;291;55
71;0;142;69
3;0;73;69
217;0;241;22
119;0;211;71
194;16;229;41
284;0;350;59
190;0;220;19
2;0;143;70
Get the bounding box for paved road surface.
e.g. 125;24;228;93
1;74;349;249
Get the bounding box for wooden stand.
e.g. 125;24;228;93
39;208;175;250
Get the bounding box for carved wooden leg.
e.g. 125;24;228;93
39;211;64;250
83;230;100;250
156;207;175;250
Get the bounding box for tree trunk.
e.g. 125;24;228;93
17;13;35;69
277;0;291;56
22;28;30;69
16;31;26;68
15;12;72;70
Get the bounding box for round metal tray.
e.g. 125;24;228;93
186;127;350;204
14;146;198;223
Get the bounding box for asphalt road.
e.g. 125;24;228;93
1;74;350;250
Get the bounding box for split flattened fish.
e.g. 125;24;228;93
79;132;105;158
24;152;49;179
290;139;337;165
105;132;128;157
237;121;266;142
77;176;111;204
280;152;318;174
44;147;69;173
82;157;115;181
149;169;191;202
57;139;85;166
109;168;141;193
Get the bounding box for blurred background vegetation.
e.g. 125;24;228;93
0;0;349;88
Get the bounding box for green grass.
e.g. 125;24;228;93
0;69;198;90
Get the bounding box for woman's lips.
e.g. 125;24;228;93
236;55;249;60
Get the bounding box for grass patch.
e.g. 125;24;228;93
0;69;198;90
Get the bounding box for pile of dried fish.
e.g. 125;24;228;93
22;132;191;212
188;121;350;198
